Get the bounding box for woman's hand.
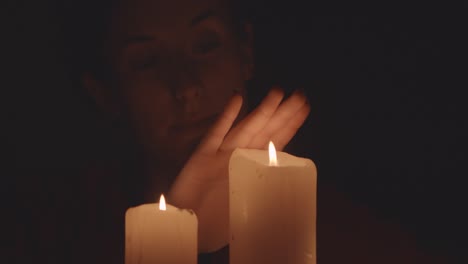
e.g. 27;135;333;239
168;88;310;252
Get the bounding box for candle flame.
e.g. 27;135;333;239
269;141;278;166
159;194;166;211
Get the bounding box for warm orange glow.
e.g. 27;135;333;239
159;194;166;211
269;141;278;166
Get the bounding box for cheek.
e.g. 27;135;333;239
118;77;174;141
200;53;246;108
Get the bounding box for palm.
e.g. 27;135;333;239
169;88;310;252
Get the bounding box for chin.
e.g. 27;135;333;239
184;134;204;158
150;125;208;167
162;135;203;167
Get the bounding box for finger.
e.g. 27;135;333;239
248;90;308;149
220;88;284;150
196;95;243;154
271;101;310;151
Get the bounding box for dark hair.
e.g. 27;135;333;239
59;0;250;83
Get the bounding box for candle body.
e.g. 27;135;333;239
229;148;317;264
125;204;197;264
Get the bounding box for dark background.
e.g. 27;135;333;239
9;0;467;262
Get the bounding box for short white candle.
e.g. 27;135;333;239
229;142;317;264
125;195;197;264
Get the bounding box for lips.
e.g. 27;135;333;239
170;115;218;135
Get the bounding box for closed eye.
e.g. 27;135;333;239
131;54;161;71
195;40;220;54
193;31;222;55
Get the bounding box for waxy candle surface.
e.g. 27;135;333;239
125;198;197;264
229;147;317;264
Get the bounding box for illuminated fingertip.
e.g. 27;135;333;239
231;93;243;106
273;86;285;95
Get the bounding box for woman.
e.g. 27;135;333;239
61;0;446;263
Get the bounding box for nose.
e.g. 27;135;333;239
170;57;202;102
174;80;201;102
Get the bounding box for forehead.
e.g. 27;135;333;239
110;0;230;38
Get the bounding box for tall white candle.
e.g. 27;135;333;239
229;142;317;264
125;195;197;264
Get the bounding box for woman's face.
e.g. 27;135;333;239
100;0;253;165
